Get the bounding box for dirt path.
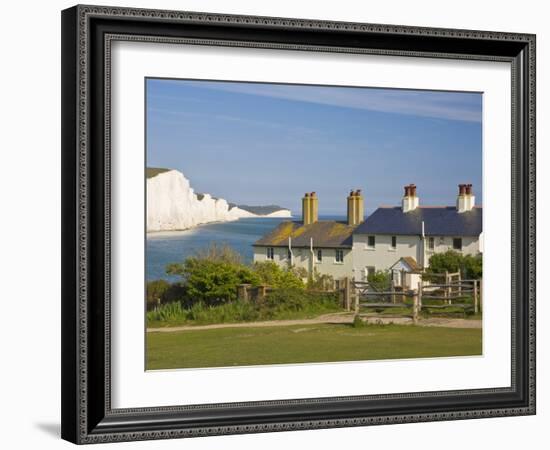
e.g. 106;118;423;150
147;313;481;333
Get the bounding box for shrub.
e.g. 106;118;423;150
167;258;260;305
146;279;170;310
146;279;188;311
261;287;339;319
367;270;391;291
426;250;482;280
463;253;483;279
307;268;334;290
252;261;304;290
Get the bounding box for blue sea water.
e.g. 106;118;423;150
146;215;345;281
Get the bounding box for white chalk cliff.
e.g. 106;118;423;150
147;169;291;232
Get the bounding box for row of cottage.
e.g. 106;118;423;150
253;184;482;288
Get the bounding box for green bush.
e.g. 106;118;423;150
307;268;334;290
146;279;187;311
261;287;339;319
367;270;391;291
252;261;304;290
166;250;261;306
426;250;482;280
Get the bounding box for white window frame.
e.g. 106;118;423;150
267;247;274;260
335;249;344;264
390;235;397;250
316;249;322;263
428;236;435;250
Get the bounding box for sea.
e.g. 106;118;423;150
146;215;345;281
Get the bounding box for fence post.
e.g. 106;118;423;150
445;270;451;305
418;281;423;310
473;279;479;314
412;290;419;324
258;285;267;301
237;284;250;302
391;279;396;304
458;271;462;298
344;277;351;311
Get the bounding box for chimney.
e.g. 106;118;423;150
457;184;475;213
402;184;419;213
309;192;319;224
302;192;318;225
347;189;365;226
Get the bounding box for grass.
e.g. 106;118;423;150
146;323;482;370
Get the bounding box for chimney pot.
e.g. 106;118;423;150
402;184;419;212
457;184;475;212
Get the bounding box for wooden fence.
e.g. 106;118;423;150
345;276;482;323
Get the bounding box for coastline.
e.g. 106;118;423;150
147;213;293;236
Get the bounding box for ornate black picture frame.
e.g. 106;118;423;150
61;4;536;444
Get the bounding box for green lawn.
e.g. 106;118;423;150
146;323;482;370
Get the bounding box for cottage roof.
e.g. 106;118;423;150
253;221;355;248
354;206;482;237
390;256;421;272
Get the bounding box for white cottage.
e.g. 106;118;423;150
253;184;482;286
253;191;363;280
352;184;483;284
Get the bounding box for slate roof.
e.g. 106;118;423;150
354;206;482;237
254;221;355;248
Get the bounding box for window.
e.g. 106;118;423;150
453;238;462;251
335;249;344;263
317;249;322;263
366;266;375;279
367;235;375;248
267;247;274;260
428;236;435;250
391;236;397;249
287;249;292;260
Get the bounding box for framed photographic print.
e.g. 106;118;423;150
61;4;536;444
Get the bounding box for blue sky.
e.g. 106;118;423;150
146;78;482;215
